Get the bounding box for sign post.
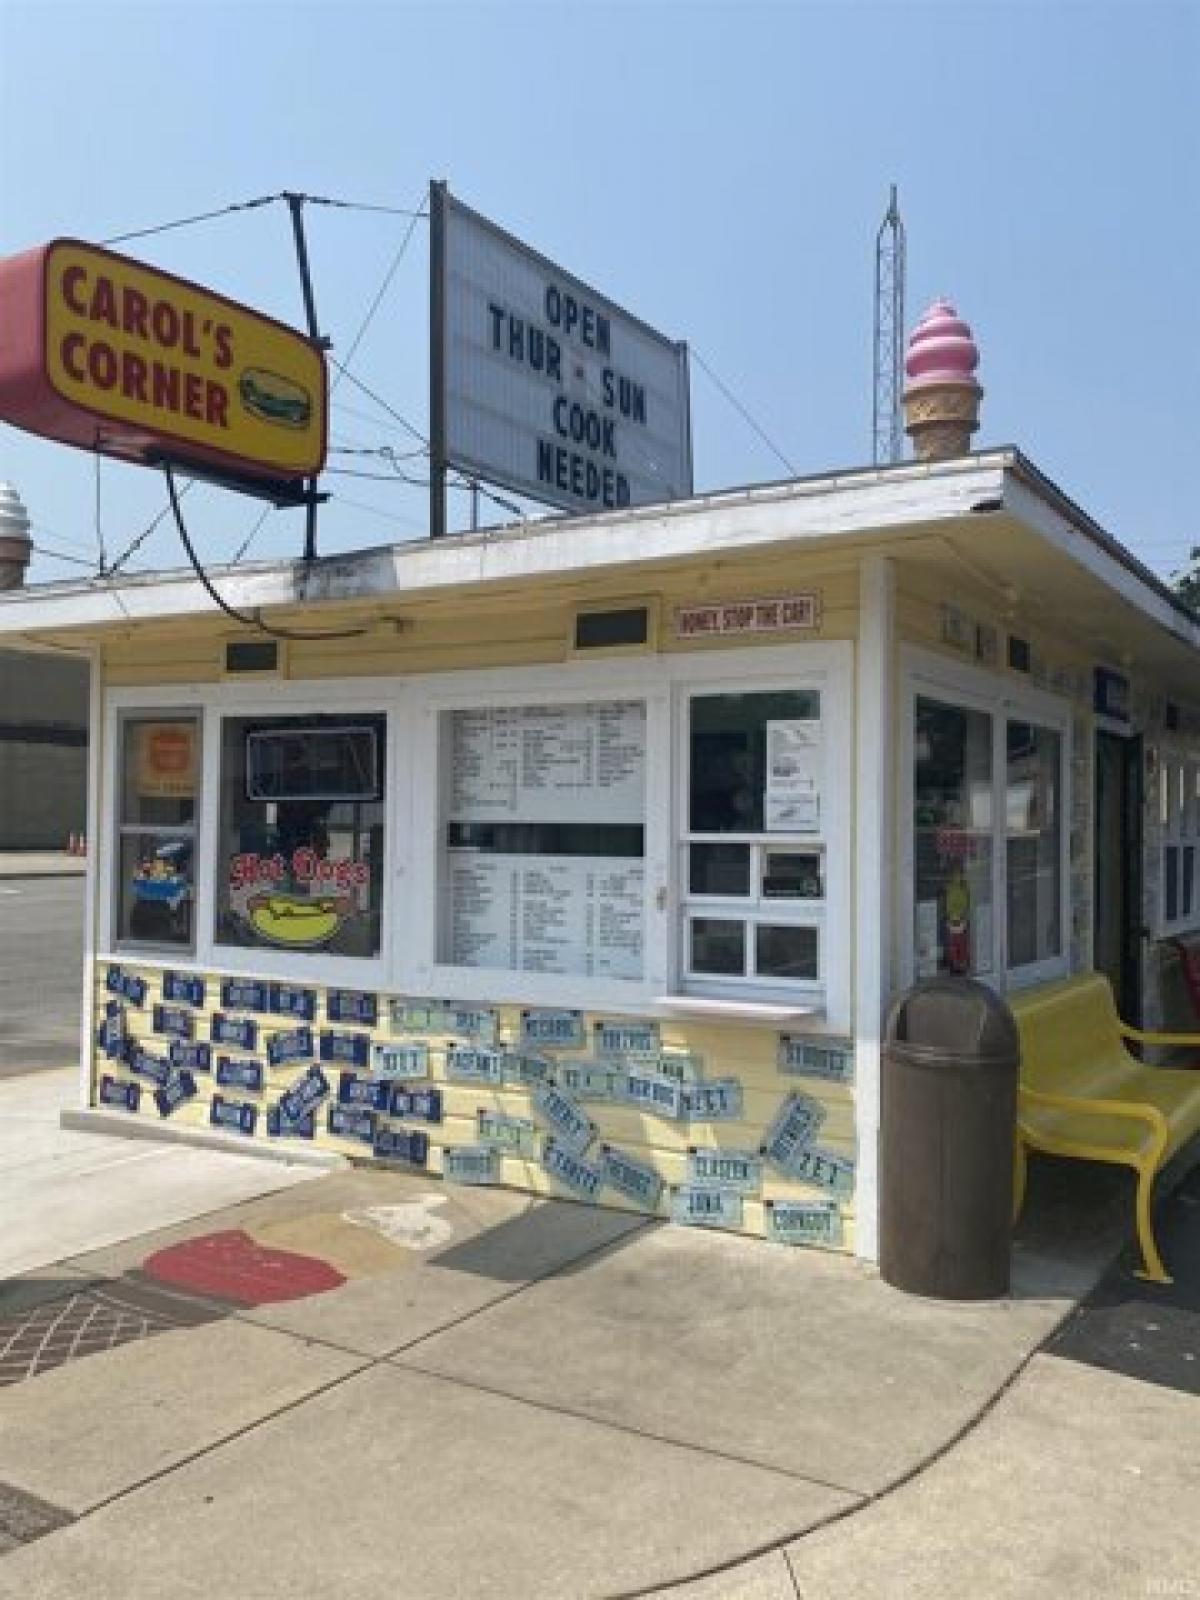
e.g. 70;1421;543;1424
429;179;448;539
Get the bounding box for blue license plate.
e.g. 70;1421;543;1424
162;971;206;1008
220;978;270;1012
373;1125;429;1166
388;1085;443;1124
210;1095;257;1135
320;1030;371;1068
216;1056;264;1092
98;1074;140;1113
327;989;378;1026
154;1070;197;1118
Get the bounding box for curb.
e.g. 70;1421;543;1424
0;870;88;881
60;1107;347;1171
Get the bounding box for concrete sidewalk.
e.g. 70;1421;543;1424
3;1112;1192;1599
0;1069;324;1279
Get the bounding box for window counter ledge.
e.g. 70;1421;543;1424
654;994;823;1023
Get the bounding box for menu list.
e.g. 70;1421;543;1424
448;702;645;824
444;700;647;980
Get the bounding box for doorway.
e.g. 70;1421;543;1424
1094;730;1143;1022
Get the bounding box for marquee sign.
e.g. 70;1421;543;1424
431;184;691;526
0;239;327;484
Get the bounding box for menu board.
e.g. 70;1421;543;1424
446;854;644;978
447;702;644;824
443;700;646;979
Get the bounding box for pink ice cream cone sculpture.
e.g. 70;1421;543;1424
903;299;983;461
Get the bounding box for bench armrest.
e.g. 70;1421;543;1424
1120;1023;1200;1054
1017;1084;1170;1165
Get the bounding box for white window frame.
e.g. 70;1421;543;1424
899;645;1072;993
672;643;853;1029
1157;749;1200;937
98;643;854;1030
110;707;203;958
676;675;836;1010
410;658;671;1014
100;680;409;993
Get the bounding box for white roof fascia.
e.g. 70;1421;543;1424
1001;474;1200;653
0;459;1009;637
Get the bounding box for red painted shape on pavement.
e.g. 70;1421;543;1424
142;1229;346;1306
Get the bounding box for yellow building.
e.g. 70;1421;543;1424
1;446;1197;1262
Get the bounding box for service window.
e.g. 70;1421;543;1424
214;714;386;958
114;714;200;950
683;689;825;992
437;700;646;979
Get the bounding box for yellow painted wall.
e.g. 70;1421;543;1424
101;558;860;686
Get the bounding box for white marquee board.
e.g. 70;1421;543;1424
434;186;692;517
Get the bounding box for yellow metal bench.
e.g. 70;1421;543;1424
1009;972;1200;1283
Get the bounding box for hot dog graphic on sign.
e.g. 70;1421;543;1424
227;846;369;949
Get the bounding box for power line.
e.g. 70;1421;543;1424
231;505;275;566
101;194;281;247
327;359;428;447
690;347;799;477
303;194;427;219
106;479;197;576
334;196;428;386
327;466;432;486
329;492;428;534
30;543;99;569
101;191;425;248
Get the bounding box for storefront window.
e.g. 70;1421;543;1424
684;689;824;989
1160;758;1200;932
438;700;646;978
115;715;199;948
215;715;386;958
1006;722;1062;968
913;698;994;977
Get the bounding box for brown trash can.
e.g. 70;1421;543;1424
879;977;1020;1300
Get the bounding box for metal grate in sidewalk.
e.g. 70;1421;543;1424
0;1277;228;1388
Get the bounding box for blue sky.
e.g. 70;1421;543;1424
1;0;1196;585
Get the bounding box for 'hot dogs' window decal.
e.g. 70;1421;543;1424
215;714;386;959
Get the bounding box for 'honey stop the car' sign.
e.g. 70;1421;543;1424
0;239;326;483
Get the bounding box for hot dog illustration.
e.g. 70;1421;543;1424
238;368;312;429
247;893;350;947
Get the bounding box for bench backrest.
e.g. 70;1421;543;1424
1008;973;1137;1097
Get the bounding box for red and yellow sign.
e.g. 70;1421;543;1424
136;721;197;799
0;239;326;482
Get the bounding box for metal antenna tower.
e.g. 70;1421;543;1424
873;184;906;464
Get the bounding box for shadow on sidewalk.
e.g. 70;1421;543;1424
1043;1162;1200;1396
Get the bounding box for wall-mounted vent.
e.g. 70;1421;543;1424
1007;635;1031;674
225;640;279;675
573;606;650;652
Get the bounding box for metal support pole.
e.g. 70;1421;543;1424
284;191;324;562
428;179;448;540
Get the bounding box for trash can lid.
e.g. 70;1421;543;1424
884;976;1019;1061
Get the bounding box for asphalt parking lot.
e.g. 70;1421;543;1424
0;877;84;1078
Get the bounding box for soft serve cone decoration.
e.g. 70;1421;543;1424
902;299;982;461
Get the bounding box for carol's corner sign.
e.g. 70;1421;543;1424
0;239;327;484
